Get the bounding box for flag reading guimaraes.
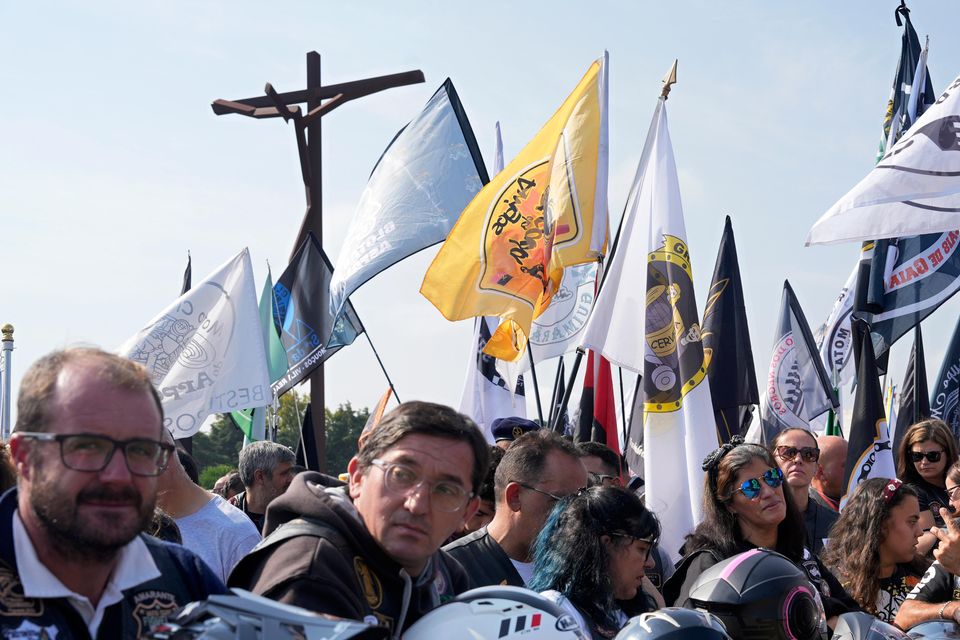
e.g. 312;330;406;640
806;73;960;246
930;315;960;441
119;249;271;438
329;79;488;323
421;53;609;362
748;281;838;445
580;97;716;563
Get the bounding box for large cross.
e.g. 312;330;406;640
213;52;423;471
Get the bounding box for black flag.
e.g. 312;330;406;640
271;232;365;397
702;215;759;442
930;317;960;441
180;252;192;296
892;325;930;464
841;320;897;507
295;404;320;472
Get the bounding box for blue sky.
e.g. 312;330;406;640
2;1;959;425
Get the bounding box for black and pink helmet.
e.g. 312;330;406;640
684;549;828;640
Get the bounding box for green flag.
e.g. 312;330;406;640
232;270;290;441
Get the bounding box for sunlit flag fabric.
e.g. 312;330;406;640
119;249;271;438
581;97;716;562
231;269;290;441
701;215;758;442
815;263;858;393
459;316;527;443
329;79;488;322
421;54;609;362
841;321;897;510
892;325;929;463
930;316;960;440
272;232;364;397
526;262;598;367
749;281;838;445
806;74;960;245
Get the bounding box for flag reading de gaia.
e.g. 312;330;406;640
643;234;709;412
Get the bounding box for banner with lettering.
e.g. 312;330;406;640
119;249;271;438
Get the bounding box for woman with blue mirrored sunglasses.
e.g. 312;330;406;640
663;437;859;632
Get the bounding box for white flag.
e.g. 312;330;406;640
807;75;960;245
119;249;271;438
582;99;717;562
816;262;858;390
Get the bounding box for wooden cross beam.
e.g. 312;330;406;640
212;52;423;472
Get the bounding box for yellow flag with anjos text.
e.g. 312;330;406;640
420;54;609;361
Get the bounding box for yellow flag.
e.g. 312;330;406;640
421;54;609;360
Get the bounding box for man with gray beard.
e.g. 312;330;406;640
1;348;224;639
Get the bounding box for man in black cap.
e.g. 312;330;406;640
491;416;540;451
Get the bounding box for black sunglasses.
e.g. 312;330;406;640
909;450;944;463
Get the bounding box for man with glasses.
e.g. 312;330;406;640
229;401;489;635
1;348;225;639
444;430;587;587
771;427;838;555
577;441;624;487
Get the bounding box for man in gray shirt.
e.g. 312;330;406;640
156;432;260;581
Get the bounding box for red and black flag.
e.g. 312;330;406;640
702;215;759;442
577;350;620;455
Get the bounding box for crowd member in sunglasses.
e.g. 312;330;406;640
822;478;929;623
2;348;225;639
662;436;857;626
896;419;959;556
230;401;489;638
771;428;838;555
529;486;661;639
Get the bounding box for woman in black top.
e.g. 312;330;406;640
663;437;858;628
896;419;958;556
822;478;929;624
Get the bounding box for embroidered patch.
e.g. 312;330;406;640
2;619;58;639
0;566;43;618
131;592;179;637
353;557;383;608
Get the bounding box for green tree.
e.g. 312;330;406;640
324;403;369;475
199;463;234;490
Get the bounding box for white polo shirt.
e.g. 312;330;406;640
12;510;161;638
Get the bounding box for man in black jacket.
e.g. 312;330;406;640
229;401;489;638
443;430;587;586
2;347;225;639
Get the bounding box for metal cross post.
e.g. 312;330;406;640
212;52;424;471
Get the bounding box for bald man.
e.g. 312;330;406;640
811;435;848;512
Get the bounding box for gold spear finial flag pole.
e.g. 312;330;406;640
661;59;678;99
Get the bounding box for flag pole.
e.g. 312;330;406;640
363;330;401;403
548;356;564;426
618;367;627;435
526;345;545;424
552;61;680;433
0;325;12;441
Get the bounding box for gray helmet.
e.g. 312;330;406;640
143;589;386;639
906;621;960;638
831;612;909;639
685;548;828;640
614;608;731;639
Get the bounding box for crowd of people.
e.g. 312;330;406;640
4;347;960;638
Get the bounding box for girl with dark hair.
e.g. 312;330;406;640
896;419;958;555
663;437;857;625
529;486;661;639
822;478;928;623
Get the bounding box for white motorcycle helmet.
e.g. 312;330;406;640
404;586;587;639
615;608;731;639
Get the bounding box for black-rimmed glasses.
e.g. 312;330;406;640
946;485;960;501
588;472;619;487
17;432;174;477
369;459;473;512
516;482;564;502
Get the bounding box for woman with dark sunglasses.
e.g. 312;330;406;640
896;419;958;556
529;486;661;639
822;478;929;624
663;437;858;629
771;428;838;556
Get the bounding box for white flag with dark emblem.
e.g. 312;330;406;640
581;98;717;562
807;75;960;245
815;262;858;390
119;249;270;438
749;281;839;444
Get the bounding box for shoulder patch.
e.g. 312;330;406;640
353;557;383;608
0;565;43;618
2;620;58;639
